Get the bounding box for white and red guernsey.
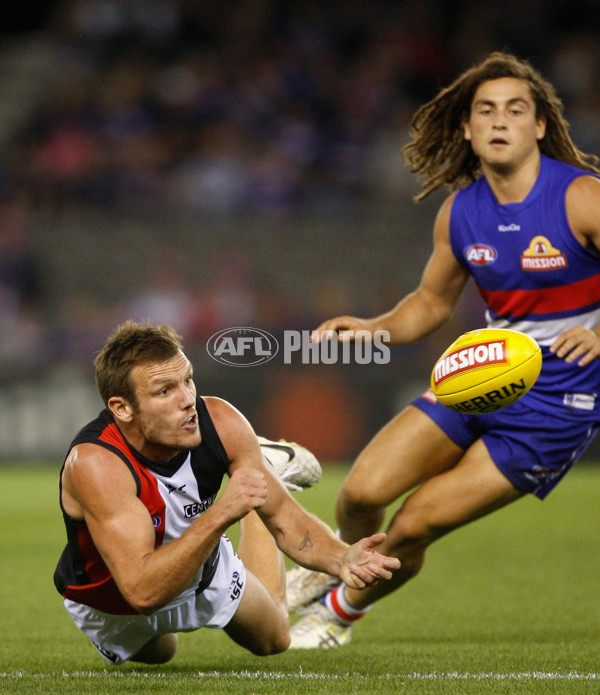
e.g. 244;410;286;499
450;154;600;416
54;397;229;615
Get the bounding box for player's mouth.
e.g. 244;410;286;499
181;413;198;430
489;137;509;146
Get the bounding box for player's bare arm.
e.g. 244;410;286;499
206;397;400;589
62;442;264;614
550;175;600;365
312;194;469;346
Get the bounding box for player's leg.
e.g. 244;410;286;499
335;405;467;544
344;435;525;609
224;510;290;654
287;405;465;613
116;507;293;662
130;634;178;664
289;436;525;648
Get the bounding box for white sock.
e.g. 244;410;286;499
324;583;371;625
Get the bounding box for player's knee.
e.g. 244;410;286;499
339;478;385;515
244;607;291;656
131;633;178;664
250;629;291;656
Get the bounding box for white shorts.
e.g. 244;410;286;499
63;535;246;664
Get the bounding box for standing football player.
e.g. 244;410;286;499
286;51;600;648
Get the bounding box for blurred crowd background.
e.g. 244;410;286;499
1;0;600;460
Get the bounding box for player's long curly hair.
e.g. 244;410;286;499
403;51;600;200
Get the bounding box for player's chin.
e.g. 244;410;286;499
176;429;202;450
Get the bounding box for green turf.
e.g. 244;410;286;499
1;462;599;694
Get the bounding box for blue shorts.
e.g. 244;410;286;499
413;392;598;499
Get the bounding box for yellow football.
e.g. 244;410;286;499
430;328;542;414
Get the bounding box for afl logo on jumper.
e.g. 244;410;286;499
521;236;568;271
464;244;498;266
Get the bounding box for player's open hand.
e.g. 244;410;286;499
339;533;400;590
549;326;600;366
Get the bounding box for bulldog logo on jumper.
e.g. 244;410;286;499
521;236;568;271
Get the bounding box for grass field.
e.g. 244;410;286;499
1;462;599;695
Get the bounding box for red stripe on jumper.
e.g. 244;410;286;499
479;272;600;317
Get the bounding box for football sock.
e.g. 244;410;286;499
323;583;371;626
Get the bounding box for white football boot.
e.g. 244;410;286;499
258;436;322;491
286;564;340;613
289;602;351;649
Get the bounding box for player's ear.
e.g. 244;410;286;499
462;116;472;141
535;115;546;141
108;396;135;423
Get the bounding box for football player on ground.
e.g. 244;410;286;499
54;320;400;664
286;51;600;648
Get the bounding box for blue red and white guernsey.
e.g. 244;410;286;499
53;396;229;615
450;154;600;418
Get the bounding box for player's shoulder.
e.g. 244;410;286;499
440;191;460;215
566;173;600;198
203;395;244;422
62;441;138;518
65;441;130;479
565;174;600;222
202;396;252;439
203;396;256;461
432;191;460;238
564;175;600;247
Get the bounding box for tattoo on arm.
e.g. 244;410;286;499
299;531;313;551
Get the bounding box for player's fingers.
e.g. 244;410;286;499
345;577;366;590
556;337;598;364
366;562;395;580
360;532;387;550
311;321;350;342
380;556;401;571
337;329;358;343
344;566;367;589
577;350;599;367
549;335;573;356
549;326;582;352
346;563;387;587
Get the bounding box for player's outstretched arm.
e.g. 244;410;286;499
263;491;400;589
251;464;400;588
207;397;400;589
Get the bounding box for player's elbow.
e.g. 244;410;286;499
134;601;163;616
130;596;163;616
122;586;169;615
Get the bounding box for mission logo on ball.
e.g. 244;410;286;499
430;328;542;414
